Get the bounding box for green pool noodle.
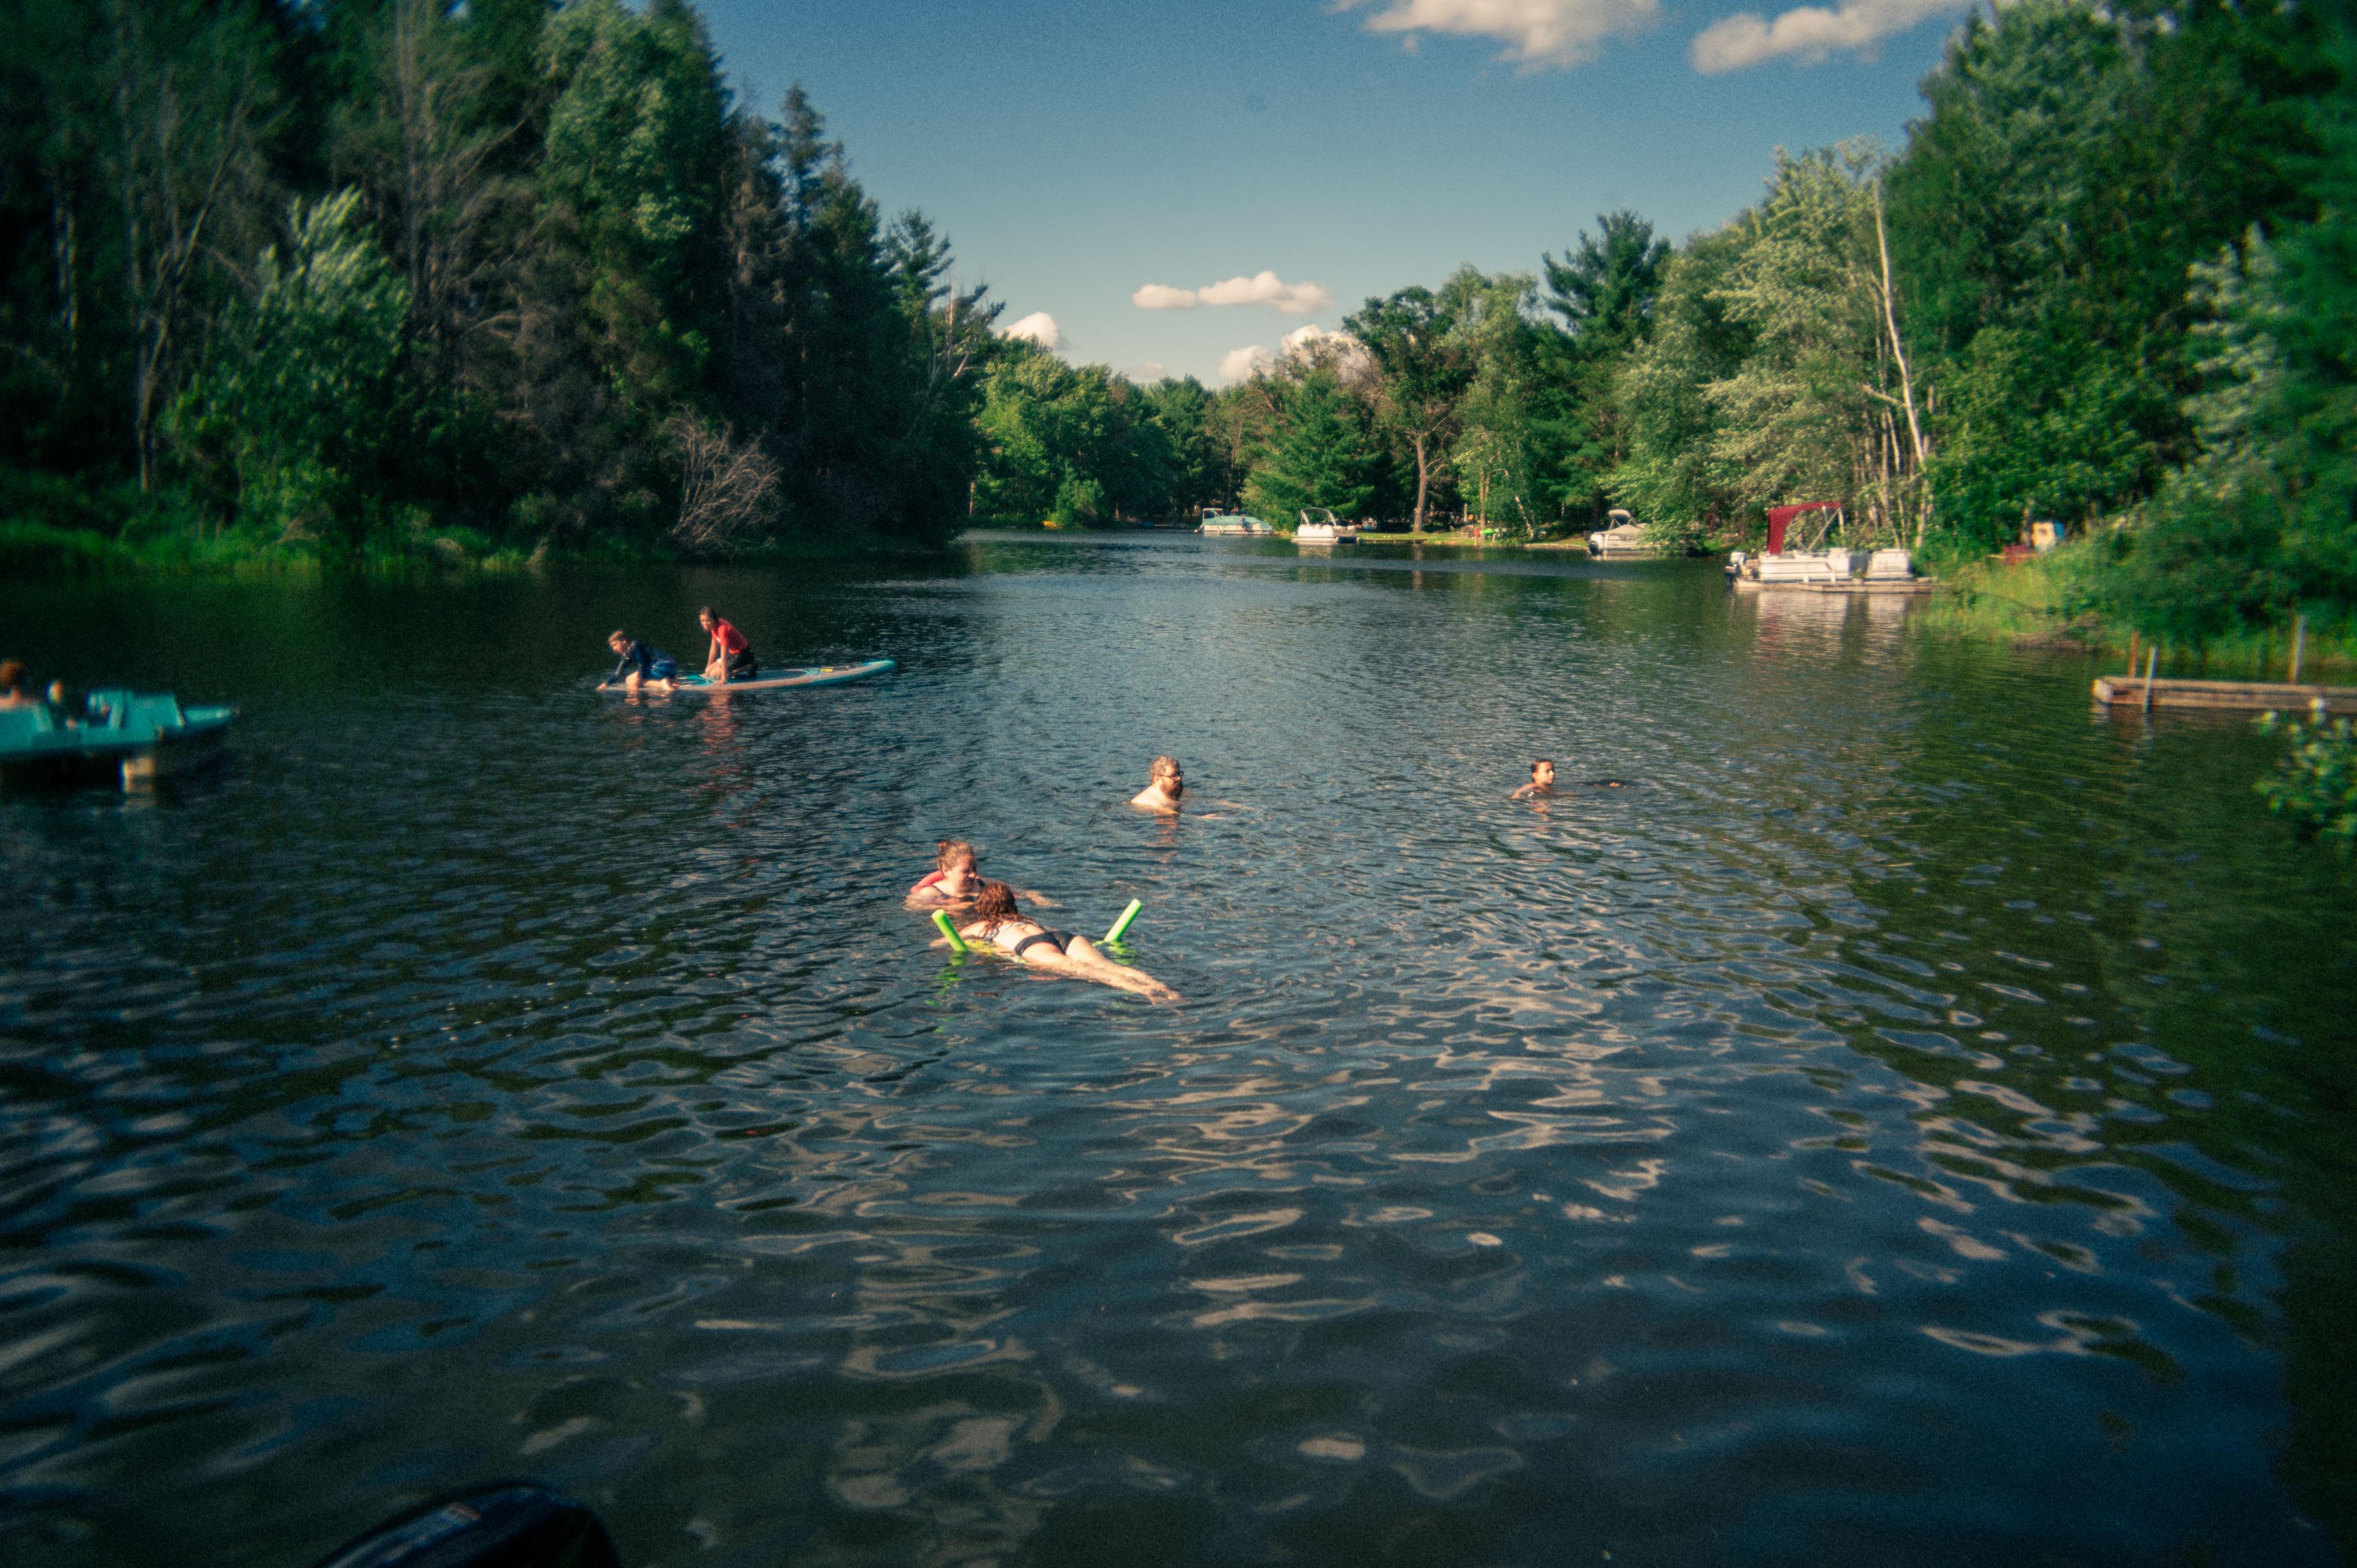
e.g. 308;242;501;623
1104;898;1142;943
932;910;969;952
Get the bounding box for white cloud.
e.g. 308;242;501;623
1215;328;1375;387
1131;284;1198;310
1131;271;1334;315
1000;311;1062;350
1690;0;1970;71
1218;345;1274;384
1128;360;1171;382
1336;0;1661;70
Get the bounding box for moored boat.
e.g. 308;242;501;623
1199;511;1275;536
1726;503;1928;591
1294;507;1358;545
1585;509;1658;557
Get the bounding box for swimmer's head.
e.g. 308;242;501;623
608;630;630;651
935;839;978;892
1151;755;1182;794
1531;759;1555;787
972;880;1019;923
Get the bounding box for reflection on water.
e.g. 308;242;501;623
1;535;2351;1567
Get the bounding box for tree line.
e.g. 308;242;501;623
2;0;997;560
977;0;2352;647
4;0;2351;646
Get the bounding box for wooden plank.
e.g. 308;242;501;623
2092;676;2357;713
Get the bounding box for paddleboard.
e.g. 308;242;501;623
598;658;895;695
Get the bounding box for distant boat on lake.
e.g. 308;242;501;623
1727;503;1925;590
1294;508;1358;545
1586;509;1660;557
1199;511;1275;536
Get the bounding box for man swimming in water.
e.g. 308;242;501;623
1131;755;1184;813
699;608;757;683
606;631;678;691
1511;759;1555;799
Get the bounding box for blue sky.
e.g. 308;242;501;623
695;0;1981;385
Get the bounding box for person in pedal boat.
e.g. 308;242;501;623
907;840;1053;910
1511;758;1555;799
699;607;757;682
606;631;678;691
1130;755;1185;813
0;661;34;710
950;881;1177;1002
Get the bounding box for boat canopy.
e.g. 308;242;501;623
1765;502;1840;555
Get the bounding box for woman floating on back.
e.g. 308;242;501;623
950;881;1177;1003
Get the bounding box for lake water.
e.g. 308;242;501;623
2;532;2351;1567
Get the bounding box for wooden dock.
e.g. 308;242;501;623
2092;676;2357;714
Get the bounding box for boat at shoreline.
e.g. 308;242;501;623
1585;509;1658;557
1294;508;1358;546
1726;503;1927;590
1199;511;1275;536
0;689;237;790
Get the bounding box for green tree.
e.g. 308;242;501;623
1344;285;1474;531
169;189;409;547
1243;370;1377;523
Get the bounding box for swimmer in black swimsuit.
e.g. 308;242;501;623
952;882;1178;1002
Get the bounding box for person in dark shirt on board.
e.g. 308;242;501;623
606;631;678;692
699;608;757;683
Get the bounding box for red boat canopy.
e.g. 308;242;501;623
1765;502;1840;555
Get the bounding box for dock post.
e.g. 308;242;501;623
2142;645;2158;714
2127;630;2138;678
2291;614;2307;685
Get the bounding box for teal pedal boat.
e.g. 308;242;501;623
0;690;238;790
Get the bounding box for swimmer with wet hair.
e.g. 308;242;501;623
907;840;1053;910
1131;755;1184;814
1511;759;1555;799
951;881;1177;1002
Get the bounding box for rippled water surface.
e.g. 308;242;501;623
4;533;2353;1567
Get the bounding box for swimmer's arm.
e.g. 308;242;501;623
1012;887;1055;907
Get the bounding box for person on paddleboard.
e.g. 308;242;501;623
606;631;679;691
699;608;757;683
1130;755;1185;814
907;840;1053;910
1511;759;1555;799
947;881;1177;1002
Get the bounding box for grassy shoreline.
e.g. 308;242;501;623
1916;546;2355;676
0;517;951;579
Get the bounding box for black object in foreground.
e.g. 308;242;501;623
311;1485;620;1568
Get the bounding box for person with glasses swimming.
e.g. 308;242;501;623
1130;755;1185;814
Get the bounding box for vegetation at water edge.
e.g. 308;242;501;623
2255;714;2357;854
1;0;2351;663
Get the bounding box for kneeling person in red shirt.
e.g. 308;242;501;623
699;606;758;682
